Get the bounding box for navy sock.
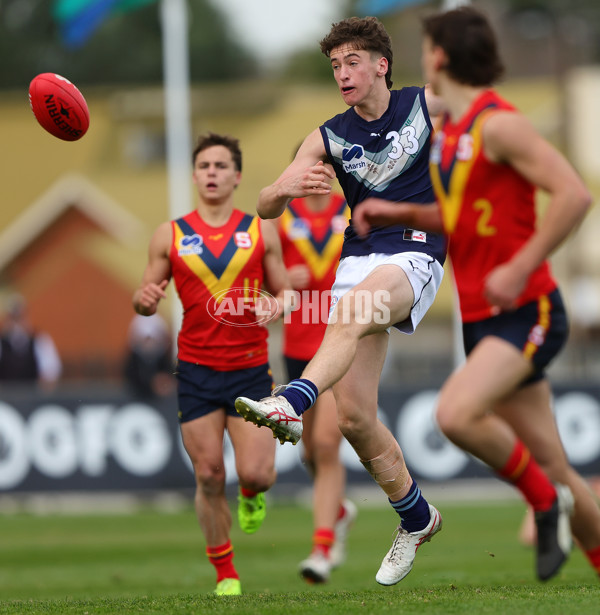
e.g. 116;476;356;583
389;481;431;533
280;379;318;416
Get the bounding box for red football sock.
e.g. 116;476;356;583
336;503;346;522
206;540;238;582
497;440;556;512
313;528;335;557
584;544;600;577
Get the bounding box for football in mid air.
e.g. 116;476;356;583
29;73;89;141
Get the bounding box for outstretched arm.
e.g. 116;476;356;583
133;222;172;316
352;199;443;238
257;129;334;219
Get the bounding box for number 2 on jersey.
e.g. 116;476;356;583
473;199;497;237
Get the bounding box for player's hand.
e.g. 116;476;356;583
252;294;283;322
484;263;526;311
279;161;335;198
136;280;168;314
353;198;398;238
287;264;311;289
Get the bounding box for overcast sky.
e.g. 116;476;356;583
209;0;348;68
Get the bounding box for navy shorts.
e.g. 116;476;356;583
176;360;274;423
284;356;309;382
462;288;569;386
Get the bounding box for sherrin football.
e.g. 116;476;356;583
29;73;89;141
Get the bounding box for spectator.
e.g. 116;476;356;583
0;293;62;388
123;313;175;399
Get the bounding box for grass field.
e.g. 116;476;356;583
1;497;599;614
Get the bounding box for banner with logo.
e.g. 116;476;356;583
1;384;599;492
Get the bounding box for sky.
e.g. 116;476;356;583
208;0;348;68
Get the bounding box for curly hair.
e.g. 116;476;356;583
320;16;394;89
192;132;242;172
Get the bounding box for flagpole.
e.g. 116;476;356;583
159;0;192;349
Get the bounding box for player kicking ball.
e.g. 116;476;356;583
236;16;446;586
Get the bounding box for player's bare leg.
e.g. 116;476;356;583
497;380;600;574
181;412;240;592
436;338;574;580
228;415;277;534
333;332;441;585
303;265;414;392
181;413;231;546
236;265;414;444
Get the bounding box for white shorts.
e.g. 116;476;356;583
329;252;444;334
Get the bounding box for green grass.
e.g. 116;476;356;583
0;499;598;614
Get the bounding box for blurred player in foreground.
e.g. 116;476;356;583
133;133;289;596
353;6;600;581
236;16;448;586
277;168;356;583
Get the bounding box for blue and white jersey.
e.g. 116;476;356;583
320;86;446;264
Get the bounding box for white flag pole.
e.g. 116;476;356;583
160;0;192;352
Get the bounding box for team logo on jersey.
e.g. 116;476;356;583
331;215;347;234
178;233;204;255
234;231;252;248
342;144;366;172
288;218;310;240
457;134;474;161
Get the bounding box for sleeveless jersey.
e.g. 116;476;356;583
429;89;557;323
169;209;269;370
278;193;350;360
320;86;446;264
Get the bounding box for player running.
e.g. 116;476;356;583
133;133;290;595
353;6;600;581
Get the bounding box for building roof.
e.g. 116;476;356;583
0;173;145;272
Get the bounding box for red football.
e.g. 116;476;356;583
29;73;89;141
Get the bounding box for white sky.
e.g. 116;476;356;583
209;0;348;68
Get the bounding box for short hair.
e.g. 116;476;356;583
191;132;242;172
320;16;394;90
422;7;504;87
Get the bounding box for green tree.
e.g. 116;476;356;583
0;0;258;90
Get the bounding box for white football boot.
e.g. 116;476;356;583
376;504;442;586
235;394;303;445
299;550;332;584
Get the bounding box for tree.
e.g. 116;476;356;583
0;0;258;90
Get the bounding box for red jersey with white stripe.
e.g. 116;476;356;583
429;89;557;323
279;193;349;360
170;209;268;369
